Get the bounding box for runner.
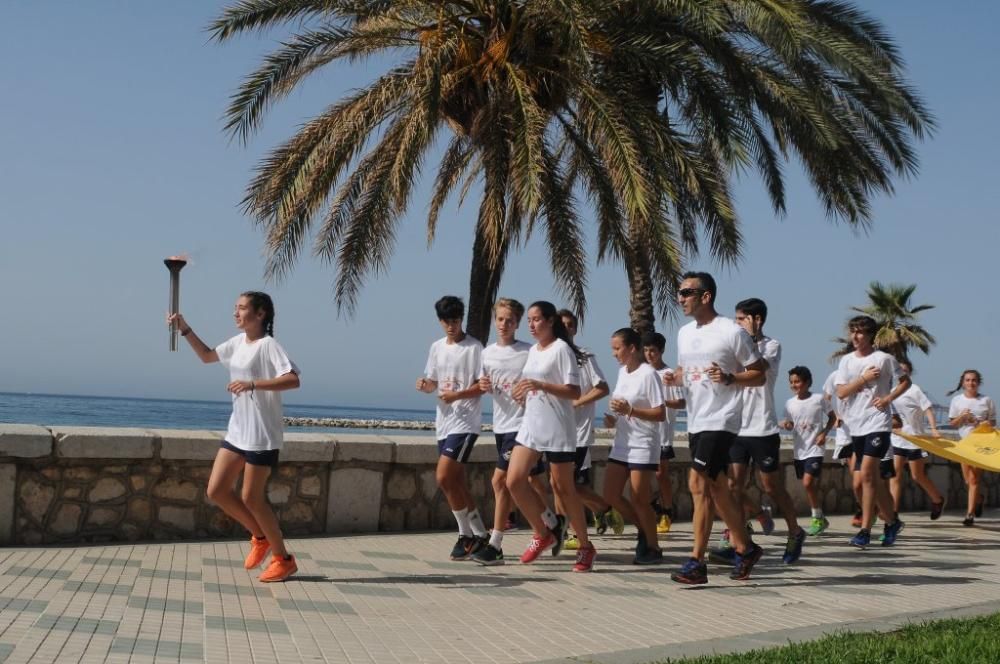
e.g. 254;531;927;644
168;291;300;582
947;369;996;526
642;332;686;534
415;296;488;560
889;360;945;520
557;309;623;550
667;272;766;585
472;298;536;565
719;298;807;565
835;315;908;548
601;327;667;564
823;369;864;526
780;366;836;536
508;301;596;571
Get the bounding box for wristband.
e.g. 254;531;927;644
723;372;734;386
181;327;192;337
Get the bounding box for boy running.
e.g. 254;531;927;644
642;331;686;533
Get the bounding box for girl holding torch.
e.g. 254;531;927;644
168;291;301;582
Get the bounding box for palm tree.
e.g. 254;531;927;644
208;1;932;339
852;281;936;361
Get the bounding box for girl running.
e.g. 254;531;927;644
948;370;996;526
168;291;301;582
602;328;666;564
508;301;594;571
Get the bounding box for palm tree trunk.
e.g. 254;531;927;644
466;232;502;344
626;242;656;335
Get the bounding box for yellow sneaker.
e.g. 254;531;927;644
244;536;271;569
657;514;672;534
259;554;298;583
564;534;581;550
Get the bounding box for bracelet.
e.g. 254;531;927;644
627;404;634;418
181;327;192;337
250;381;255;393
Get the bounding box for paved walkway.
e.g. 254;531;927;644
2;512;1000;664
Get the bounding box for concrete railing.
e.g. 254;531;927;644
0;423;994;545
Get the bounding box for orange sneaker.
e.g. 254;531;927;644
244;536;271;570
259;554;298;583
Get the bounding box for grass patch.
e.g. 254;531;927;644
662;612;1000;663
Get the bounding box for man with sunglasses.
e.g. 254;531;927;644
668;272;768;584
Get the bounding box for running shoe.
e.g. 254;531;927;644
551;515;567;557
635;529;647;557
708;546;737;564
633;547;664;565
564;534;581;551
782;528;806;564
717;528;733;550
930;499;945;521
756;507;775;536
244;536;271;570
594;510;609;535
671;558;708;585
472;544;505;566
851;510;863;528
468;536;488;557
964;515;975;527
608;508;626;535
657;514;672;534
572;543;596;572
975;497;985;518
520;532;556;563
450;535;478;560
503;512;518;531
849;529;871;548
806;516;830;536
881;519;904;547
259;554;297;583
729;544;764;581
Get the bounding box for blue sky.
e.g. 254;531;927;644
1;2;997;412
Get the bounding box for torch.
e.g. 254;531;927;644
164;256;187;351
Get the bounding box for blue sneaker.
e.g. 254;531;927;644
708;546;737;564
755;507;775;536
881;519;904;547
782;528;806;564
730;543;764;581
849;529;871;548
670;558;708;585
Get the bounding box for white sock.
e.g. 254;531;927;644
452;509;472;536
489;529;504;549
467;508;487;537
811;508;823;518
541;509;558;530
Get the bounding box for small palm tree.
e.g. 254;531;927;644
852;281;935;361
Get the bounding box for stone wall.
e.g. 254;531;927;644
0;423;996;545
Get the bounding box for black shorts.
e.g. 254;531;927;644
220;440;279;467
892;446;929;462
660;446;676;461
835;445;853;461
573;446;591;485
689;431;736;480
438;433;478;463
730;434;781;473
793;456;824;479
495;432;545;475
608;458;659;472
852;432;891;461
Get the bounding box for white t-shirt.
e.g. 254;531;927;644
481;340;532;434
783;393;830;460
739;336;781;437
424;336;483;439
949;393;997;439
834;350;903;436
677;316;761;434
609;363;665;465
891;383;933;450
655;366;684;448
823;370;851;451
516;339;581;452
573;349;607;447
215;334;299;452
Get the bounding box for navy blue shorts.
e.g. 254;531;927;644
893;446;929;461
438;433;478;463
730;434;781;473
220;440;279;467
495;432;545;475
608;458;659;472
836;445;853;461
660;446;676;461
689;431;736;480
852;432;891;461
793;456;824;479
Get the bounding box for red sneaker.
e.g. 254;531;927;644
259;554;298;583
244;536;270;569
520;533;555;564
572;543;596;572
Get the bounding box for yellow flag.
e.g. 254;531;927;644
895;424;1000;471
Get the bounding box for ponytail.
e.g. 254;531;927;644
241;291;275;337
947;369;982;396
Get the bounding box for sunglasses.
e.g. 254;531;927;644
677;288;704;298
